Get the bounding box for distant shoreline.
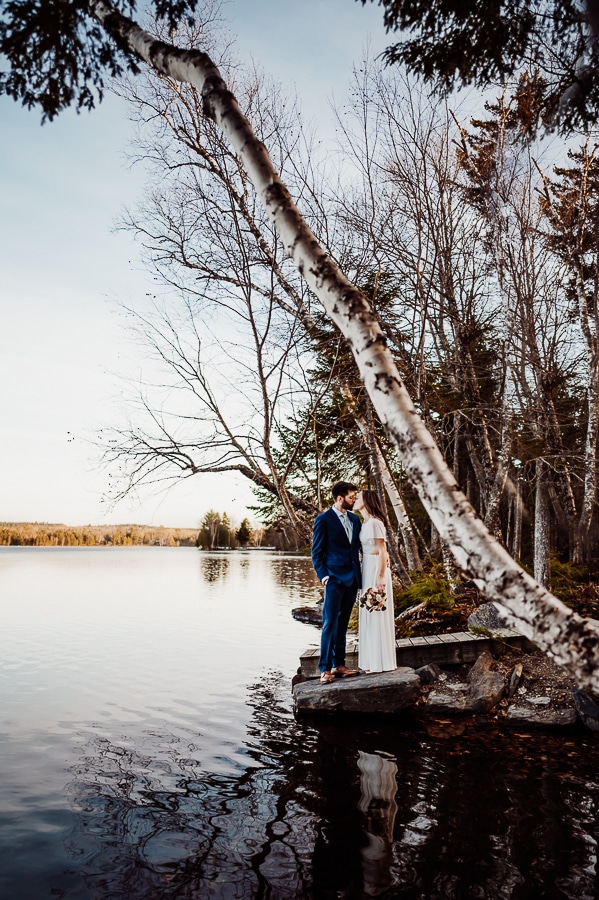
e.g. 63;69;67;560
0;522;198;547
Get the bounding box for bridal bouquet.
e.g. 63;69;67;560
359;587;387;612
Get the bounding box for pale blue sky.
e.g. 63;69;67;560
0;0;389;527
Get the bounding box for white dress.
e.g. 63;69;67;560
358;518;396;673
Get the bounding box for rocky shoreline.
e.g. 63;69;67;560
292;646;597;730
420;647;580;728
291;601;599;732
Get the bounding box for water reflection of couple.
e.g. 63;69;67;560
311;481;396;684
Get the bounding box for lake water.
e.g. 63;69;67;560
2;547;599;899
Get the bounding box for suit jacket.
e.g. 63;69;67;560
311;507;362;588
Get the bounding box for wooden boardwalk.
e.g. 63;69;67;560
299;629;531;678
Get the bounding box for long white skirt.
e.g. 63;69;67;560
358;552;396;672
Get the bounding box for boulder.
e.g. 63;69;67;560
291;604;323;626
506;707;578;728
293;667;421;717
426;650;505;716
291;667;306;689
465;650;506;713
467;601;509;633
571;688;599;732
425;690;467;715
415;663;442;686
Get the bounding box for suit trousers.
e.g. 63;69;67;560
319;577;358;673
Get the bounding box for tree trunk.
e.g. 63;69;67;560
429;522;442;558
378;462;423;572
363;400;411;585
510;472;523;562
90;0;599;690
577;345;599;564
441;542;459;592
534;459;551;589
483;399;512;543
344;384;422;573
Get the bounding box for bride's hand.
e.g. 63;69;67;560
376;579;386;592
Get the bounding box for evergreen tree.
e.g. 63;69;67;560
362;0;599;132
236;518;252;547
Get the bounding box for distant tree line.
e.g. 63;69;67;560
0;523;199;547
0;517;281;551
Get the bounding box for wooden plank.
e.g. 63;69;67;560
300;647;359;679
300;629;531;677
395;638;414;649
394;649;429;667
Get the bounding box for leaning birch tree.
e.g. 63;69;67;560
3;0;599;686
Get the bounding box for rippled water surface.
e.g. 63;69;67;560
2;547;599;899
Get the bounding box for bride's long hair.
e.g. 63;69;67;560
360;489;391;531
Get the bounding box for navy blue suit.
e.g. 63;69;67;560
312;507;362;673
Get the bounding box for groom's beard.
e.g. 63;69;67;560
341;499;354;510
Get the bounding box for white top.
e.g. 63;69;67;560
360;517;386;554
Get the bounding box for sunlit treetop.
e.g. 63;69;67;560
0;0;197;120
363;0;599;133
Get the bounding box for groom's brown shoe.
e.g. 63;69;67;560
332;665;360;678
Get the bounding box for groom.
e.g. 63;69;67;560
311;481;362;684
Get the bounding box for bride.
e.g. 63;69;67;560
353;489;397;673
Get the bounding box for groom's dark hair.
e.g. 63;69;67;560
331;481;357;500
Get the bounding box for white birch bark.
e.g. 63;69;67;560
88;0;599;688
534;459;551;589
378;463;423;572
441;543;459;592
511;472;523;562
574;143;599;557
344;385;422;572
575;270;599;561
580;357;599;548
483;397;513;541
361;399;411;584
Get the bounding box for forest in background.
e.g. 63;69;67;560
92;10;599;597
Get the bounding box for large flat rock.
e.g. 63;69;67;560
293;667;421;717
